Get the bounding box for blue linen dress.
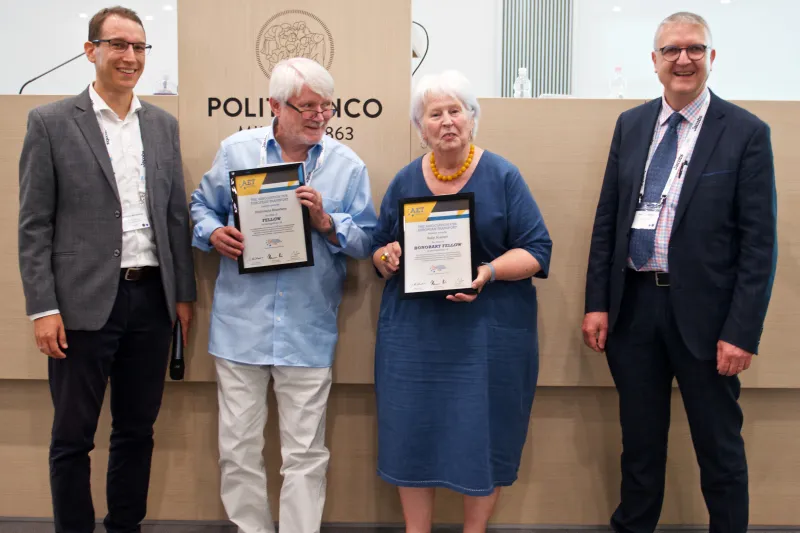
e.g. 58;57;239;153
372;151;552;496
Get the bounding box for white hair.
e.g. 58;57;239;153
410;70;481;140
654;11;713;49
269;58;334;103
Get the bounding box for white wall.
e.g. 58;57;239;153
410;0;800;100
1;0;502;97
0;0;177;95
2;0;797;100
411;0;503;97
572;0;800;100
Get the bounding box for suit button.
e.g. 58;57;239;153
113;249;121;257
114;210;121;218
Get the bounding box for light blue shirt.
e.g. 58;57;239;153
190;122;377;367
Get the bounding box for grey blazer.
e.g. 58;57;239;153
18;88;196;331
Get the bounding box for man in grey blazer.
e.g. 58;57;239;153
17;7;196;533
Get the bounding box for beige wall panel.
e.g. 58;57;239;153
0;95;176;381
411;98;800;388
176;0;411;383
1;94;797;386
2;381;800;525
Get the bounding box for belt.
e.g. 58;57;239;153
629;270;670;287
120;266;160;281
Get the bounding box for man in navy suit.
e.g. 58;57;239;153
582;11;777;533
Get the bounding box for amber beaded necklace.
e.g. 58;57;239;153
430;144;474;182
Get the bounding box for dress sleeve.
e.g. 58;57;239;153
505;168;553;278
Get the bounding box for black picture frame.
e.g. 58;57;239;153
397;192;478;299
229;162;315;274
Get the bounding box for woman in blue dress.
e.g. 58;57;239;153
371;70;553;532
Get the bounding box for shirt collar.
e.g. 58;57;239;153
266;117;324;159
88;82;142;119
659;87;709;126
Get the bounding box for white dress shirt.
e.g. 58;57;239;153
30;84;158;321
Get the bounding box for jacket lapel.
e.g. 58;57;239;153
138;104;159;216
671;92;726;235
625;98;662;222
73;88;119;201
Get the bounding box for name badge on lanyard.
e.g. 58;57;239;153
631;95;710;231
138;152;147;205
631;202;663;230
122;207;151;232
123;158;151;232
103;114;151;234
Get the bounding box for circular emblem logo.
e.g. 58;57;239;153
255;10;334;79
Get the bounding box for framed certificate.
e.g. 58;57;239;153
229;162;314;274
397;193;478;299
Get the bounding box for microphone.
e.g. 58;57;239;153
19;52;86;94
169;320;185;381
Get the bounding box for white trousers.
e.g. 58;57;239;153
215;356;333;533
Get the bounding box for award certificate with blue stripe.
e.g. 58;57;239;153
229;162;314;274
398;192;478;298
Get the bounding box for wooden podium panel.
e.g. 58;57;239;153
2;381;800;525
2;93;797;387
2;95;798;386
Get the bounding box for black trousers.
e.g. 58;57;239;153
607;271;748;533
48;273;173;533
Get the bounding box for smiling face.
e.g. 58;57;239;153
85;15;146;93
270;85;333;148
420;94;474;157
652;22;715;109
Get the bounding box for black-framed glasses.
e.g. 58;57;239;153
284;101;335;120
92;39;152;55
657;44;708;62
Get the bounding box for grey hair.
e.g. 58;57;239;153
654;11;713;49
410;70;481;141
269;58;334;103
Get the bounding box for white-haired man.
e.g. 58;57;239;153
190;58;377;533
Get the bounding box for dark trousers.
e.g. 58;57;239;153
48;274;173;533
607;271;748;533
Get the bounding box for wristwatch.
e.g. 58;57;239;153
322;214;336;235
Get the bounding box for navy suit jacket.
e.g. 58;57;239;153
584;90;777;359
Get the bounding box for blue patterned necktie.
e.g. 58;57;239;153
629;112;684;269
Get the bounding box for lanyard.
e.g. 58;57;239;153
259;133;326;187
98;111;146;191
638;94;710;205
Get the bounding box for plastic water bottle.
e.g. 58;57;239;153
609;66;626;98
513;67;531;98
154;72;177;95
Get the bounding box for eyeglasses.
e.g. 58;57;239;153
92;39;152;55
284;101;335;120
657;44;708;62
